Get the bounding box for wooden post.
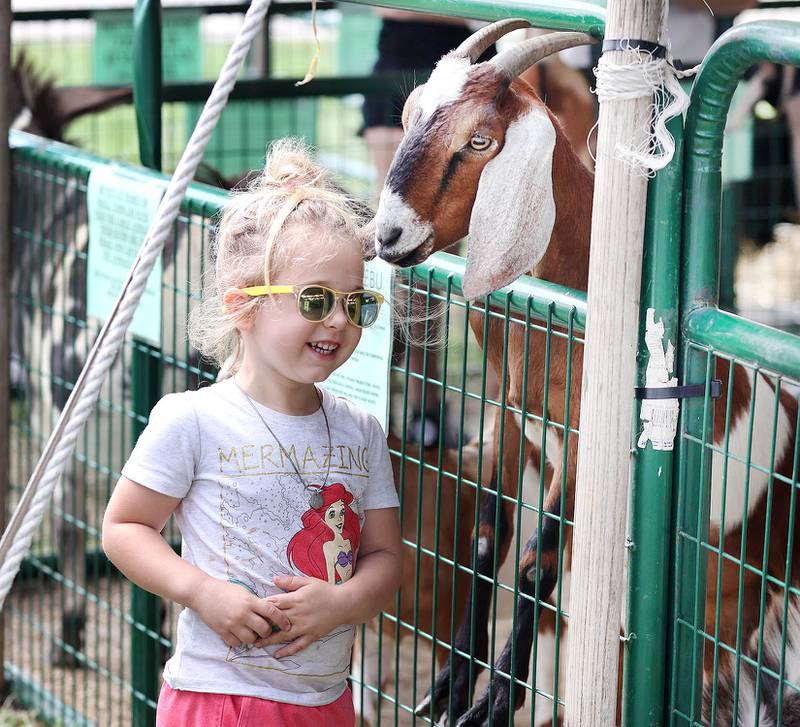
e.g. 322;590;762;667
565;0;668;724
0;0;11;700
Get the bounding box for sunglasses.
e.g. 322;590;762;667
240;284;385;328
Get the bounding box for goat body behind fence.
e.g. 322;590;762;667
374;19;800;726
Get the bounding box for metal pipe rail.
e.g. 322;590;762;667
12;1;334;22
674;19;800;724
346;0;605;35
9;128;588;325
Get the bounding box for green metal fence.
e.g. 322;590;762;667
669;21;800;727
6;128;588;726
10;0;408;197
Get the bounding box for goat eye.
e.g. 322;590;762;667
469;133;492;151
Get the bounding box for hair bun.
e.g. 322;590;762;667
259;139;327;194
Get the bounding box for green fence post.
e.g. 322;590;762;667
131;0;163;724
673;21;800;724
622;115;684;727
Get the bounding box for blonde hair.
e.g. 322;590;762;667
189;139;372;370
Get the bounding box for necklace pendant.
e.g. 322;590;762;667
309;490;324;509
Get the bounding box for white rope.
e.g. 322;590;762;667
0;0;271;611
592;42;696;177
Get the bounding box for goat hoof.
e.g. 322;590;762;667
416;667;471;723
456;688;512;727
454;703;488;727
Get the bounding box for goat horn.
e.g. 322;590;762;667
451;18;532;63
490;31;597;79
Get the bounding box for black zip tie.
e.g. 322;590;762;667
602;38;667;58
635;379;722;401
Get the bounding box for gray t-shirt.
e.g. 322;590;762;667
121;377;399;706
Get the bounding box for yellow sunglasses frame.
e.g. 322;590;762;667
239;284;385;328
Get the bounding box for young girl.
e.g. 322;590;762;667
102;140;402;726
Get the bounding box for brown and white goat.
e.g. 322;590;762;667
374;19;799;726
352;433;489;726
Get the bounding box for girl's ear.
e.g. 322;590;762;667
222;288;256;330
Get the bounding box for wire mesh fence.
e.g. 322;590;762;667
6;133;585;727
669;334;800;726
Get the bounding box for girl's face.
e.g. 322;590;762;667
324;499;347;534
240;228;364;389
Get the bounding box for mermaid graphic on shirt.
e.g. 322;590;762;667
286;483;360;584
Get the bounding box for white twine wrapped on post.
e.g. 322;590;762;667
592;38;697;176
0;0;272;612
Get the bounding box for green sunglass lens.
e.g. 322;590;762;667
348;293;380;327
299;287;333;321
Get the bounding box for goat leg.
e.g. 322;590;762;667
415;467;511;723
455;494;566;727
51;462;87;668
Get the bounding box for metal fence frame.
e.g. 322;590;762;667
668;21;800;727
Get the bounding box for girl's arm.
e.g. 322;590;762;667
261;507;402;657
102;477;290;646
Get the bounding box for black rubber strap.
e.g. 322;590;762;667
602;38;667;58
635;379;722;401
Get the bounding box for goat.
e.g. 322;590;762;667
703;589;800;724
373;19;799;726
9;53;132;144
352;433;487;726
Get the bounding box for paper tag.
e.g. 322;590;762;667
637;308;679;451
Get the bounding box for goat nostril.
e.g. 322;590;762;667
379;227;402;249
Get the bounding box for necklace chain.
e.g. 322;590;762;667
234;379;332;509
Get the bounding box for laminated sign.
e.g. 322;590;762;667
323;258;393;433
87;167;165;346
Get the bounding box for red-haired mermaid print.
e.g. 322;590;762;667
286;483;361;584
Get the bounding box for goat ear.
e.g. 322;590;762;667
463;107;556;300
54;86;132;125
401;85;424;132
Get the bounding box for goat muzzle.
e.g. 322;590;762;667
377;225;402;251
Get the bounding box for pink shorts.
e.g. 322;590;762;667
156;682;355;727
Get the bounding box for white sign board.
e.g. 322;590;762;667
87;168;165;346
324;258;393;433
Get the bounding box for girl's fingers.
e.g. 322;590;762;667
223;632;248;648
232;625;260;645
255;628;295;647
254;600;292;631
264;594;292;610
275;635;313;659
272;574;310;591
245;614;274;640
